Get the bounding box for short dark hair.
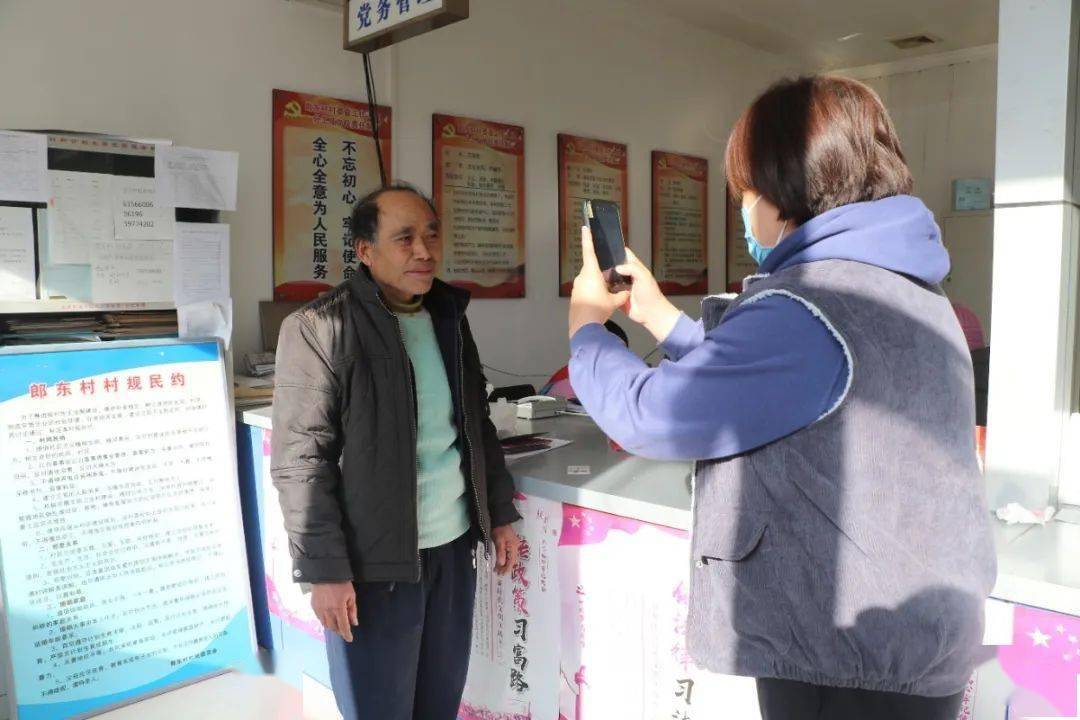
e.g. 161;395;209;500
350;182;437;246
725;75;913;225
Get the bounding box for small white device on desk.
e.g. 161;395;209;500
516;395;567;420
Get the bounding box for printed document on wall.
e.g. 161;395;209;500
90;239;173;304
174;222;229;306
47;171;112;265
0;207;36;301
111;175;175;240
0;130;48;204
156;146;239;211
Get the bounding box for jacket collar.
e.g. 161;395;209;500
349;266;470;318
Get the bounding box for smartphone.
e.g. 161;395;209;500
582;199;631;291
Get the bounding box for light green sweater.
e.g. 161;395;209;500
396;307;472;549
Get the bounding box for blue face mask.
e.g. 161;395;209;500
741;196;787;266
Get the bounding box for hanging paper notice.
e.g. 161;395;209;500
90;239;173;304
155;146;239;211
0;130;48;204
47;171;113;265
178;299;233;350
173;222;230;306
111;175;176;240
461;494;562;720
0;206;37;301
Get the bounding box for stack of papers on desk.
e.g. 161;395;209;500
101;311;177;338
1;315;105;344
234;374;275;410
243;351;276;377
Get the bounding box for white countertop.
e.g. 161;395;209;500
240;407;1080;617
242;405;273;430
504;413;693;530
992;519;1080;616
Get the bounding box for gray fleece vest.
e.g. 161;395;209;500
686;259;996;697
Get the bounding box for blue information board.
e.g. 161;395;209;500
0;339;255;719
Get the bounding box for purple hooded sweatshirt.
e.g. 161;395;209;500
568;195;950;461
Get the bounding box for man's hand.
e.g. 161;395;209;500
492;524;521;575
311;581;358;642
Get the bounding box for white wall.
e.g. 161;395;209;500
851;52;998;341
0;0;389;361
0;0;796;384
386;0;796;385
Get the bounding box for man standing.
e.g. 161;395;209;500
271;184;521;720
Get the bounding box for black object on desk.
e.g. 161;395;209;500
489;384;535;403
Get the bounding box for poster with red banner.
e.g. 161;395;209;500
272;89;391;302
652;151;708;295
557;134;629;297
433;114;526;298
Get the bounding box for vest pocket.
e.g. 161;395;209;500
698;518;766;563
690;513;794;658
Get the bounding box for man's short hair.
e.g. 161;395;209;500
725;75;913;225
350;182;437;246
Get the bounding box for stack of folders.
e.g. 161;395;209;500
1;315;105;344
100;312;178;339
243;351;276;377
234;374;275;411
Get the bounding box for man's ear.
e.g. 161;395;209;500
355;239;371;267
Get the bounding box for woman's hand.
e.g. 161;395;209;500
614;247;681;343
569;227;631;339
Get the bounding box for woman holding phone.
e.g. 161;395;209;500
567;75;994;720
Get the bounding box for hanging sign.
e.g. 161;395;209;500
344;0;469;54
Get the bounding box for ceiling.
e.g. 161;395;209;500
625;0;998;70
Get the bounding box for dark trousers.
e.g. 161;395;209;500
757;678;965;720
325;533;477;720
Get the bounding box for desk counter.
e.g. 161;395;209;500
238;405;1080;718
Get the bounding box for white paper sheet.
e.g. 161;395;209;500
90;239;173;304
0;130;48;203
173;222;229;306
155;146;239;211
178;299;233;350
0;206;37;301
111;175;175;240
48;171;113;265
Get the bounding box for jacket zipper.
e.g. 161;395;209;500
457;318;490;564
375;295;423;582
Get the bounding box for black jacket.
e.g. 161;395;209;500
270;270;520;584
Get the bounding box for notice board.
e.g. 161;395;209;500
432;114;526;298
557;134;628;297
651;151;708;295
272;90;391;302
0;339;254;719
